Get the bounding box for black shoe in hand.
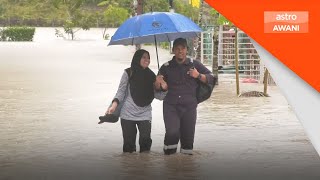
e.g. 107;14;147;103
98;114;119;124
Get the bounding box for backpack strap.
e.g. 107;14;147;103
189;58;197;69
125;68;132;79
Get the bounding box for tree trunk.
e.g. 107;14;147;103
235;28;240;96
195;0;204;60
137;0;144;14
71;30;75;40
212;27;219;85
135;0;144;50
103;27;107;39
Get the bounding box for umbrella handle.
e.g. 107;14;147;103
154;36;160;70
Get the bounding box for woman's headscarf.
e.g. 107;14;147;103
127;49;155;107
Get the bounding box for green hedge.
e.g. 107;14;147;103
159;42;170;50
0;27;35;41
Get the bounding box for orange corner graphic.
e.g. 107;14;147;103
205;0;320;92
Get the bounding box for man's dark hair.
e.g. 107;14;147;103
173;38;187;48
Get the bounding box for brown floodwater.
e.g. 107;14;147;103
0;28;319;180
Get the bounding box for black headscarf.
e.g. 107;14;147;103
127;49;155;107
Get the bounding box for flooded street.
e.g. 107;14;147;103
1;28;320;180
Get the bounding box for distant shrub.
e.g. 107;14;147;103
104;33;110;40
159;42;170;50
0;27;35;41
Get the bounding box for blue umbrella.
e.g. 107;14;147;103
108;12;202;69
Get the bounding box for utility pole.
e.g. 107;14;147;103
235;28;240;96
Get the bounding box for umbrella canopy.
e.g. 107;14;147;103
108;12;202;45
108;12;202;69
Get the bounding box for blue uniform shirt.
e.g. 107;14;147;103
159;57;214;105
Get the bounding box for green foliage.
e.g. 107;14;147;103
103;5;129;27
144;0;169;12
97;0;118;7
159;41;170;50
53;0;95;40
174;1;199;22
0;0;211;29
0;27;35;41
0;3;5;17
104;33;110;40
217;14;233;26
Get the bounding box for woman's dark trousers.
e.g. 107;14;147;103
121;119;152;153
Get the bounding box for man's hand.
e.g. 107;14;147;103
188;68;200;78
155;75;168;91
156;75;164;83
160;80;168;91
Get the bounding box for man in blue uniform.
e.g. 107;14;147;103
155;38;214;155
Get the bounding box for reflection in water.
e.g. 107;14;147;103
162;154;200;179
1;28;320;179
116;152;201;179
117;152;158;179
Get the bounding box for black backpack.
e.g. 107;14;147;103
191;59;216;104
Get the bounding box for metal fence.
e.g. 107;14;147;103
199;25;275;85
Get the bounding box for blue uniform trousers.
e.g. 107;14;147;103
163;102;197;155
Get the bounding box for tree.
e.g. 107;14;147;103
103;5;129;27
97;0;119;38
174;0;199;22
53;0;94;40
0;3;6;17
97;0;118;7
144;0;169;12
195;0;204;61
